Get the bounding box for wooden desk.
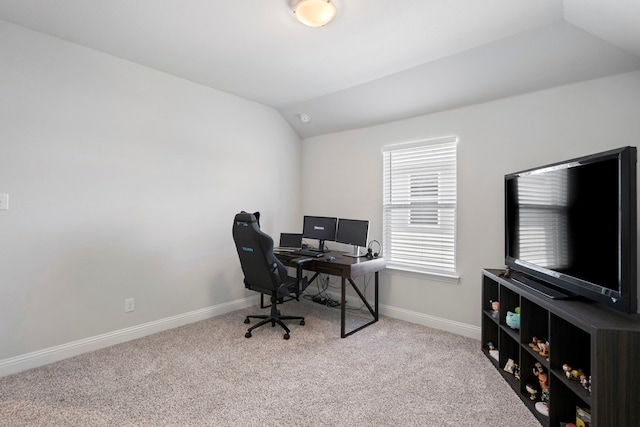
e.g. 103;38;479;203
275;250;386;337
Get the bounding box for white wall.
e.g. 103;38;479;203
302;70;640;332
2;18;639;375
0;21;302;362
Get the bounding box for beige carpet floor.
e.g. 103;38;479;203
0;300;542;426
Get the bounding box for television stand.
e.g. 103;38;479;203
510;272;570;300
482;268;640;426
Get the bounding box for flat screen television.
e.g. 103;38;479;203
504;146;637;314
336;218;369;257
302;216;337;252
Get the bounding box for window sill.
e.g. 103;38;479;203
385;265;460;284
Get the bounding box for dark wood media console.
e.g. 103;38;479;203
481;268;640;427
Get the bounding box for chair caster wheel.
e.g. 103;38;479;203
245;332;252;338
244;318;250;324
283;333;290;340
300;320;305;326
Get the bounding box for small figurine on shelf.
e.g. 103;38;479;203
503;358;516;374
537;339;549;358
571;369;580;381
506;307;520;329
529;337;550;360
535;388;550;416
533;363;549;392
580;372;591;391
490;300;500;319
563;364;592;394
533;364;550;417
500;266;511;278
541;388;549;403
576;407;591;427
513;363;521;381
529;336;539;350
526;384;538;400
535;401;549;417
486;342;499;361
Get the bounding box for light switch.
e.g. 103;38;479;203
0;194;8;210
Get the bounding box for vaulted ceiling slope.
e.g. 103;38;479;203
1;0;639;138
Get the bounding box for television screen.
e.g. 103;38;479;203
302;216;337;251
505;146;637;313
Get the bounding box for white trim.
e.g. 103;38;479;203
1;293;479;378
385;265;460;284
382;135;458;152
0;295;259;378
379;304;480;340
325;290;479;340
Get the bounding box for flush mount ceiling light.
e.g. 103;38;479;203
292;0;337;27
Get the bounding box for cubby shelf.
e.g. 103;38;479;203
481;268;640;427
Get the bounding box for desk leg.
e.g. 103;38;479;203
341;277;346;338
375;271;379;321
341;272;379;338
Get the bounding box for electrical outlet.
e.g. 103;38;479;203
125;298;135;312
0;194;8;210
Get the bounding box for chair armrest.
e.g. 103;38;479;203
292;257;312;293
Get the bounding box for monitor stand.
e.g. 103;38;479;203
310;239;328;253
344;245;365;258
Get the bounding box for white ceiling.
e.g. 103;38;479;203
1;0;639;138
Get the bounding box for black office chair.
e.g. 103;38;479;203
232;211;310;339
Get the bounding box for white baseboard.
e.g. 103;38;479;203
379;304;480;340
1;294;479;378
0;296;258;378
324;290;480;340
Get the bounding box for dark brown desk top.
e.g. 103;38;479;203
275;250;386;279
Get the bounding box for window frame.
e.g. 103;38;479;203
382;136;459;281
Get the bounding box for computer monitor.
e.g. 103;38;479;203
276;233;303;251
302;216;337;252
336;218;369;257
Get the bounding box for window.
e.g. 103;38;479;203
382;136;457;277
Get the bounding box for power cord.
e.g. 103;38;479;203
303;273;373;311
304;274;341;307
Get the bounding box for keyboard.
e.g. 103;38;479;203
292;249;325;258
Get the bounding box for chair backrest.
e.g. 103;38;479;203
232;212;288;294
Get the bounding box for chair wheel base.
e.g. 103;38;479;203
242;305;305;339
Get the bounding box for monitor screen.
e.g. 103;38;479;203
302;216;337;247
336;218;369;248
278;233;303;249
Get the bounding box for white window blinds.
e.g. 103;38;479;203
382;136;457;276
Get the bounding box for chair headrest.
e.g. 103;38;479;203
234;211;260;227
